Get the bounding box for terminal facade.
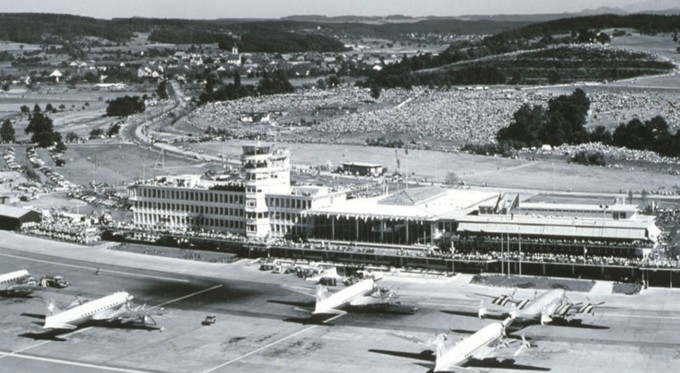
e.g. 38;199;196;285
129;144;345;240
129;144;660;258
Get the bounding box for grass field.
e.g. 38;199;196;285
471;274;596;292
186;139;680;194
57;144;210;187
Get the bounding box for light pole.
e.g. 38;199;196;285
518;223;522;277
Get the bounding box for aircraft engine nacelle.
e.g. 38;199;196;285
492;294;513;306
554;303;572;317
578;303;596;314
540;312;553;325
541;303;560;325
517;299;530;310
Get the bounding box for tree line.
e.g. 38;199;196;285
494;89;680;158
105;96;145;117
199;70;294;105
496;89;592;148
485;14;680;49
216;31;348;53
363;14;679;90
0;13;134;44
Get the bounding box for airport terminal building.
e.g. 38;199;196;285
129;144;346;240
128;144;660;258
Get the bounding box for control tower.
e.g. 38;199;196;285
241;144;290;238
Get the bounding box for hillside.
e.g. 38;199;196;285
0;13;529;53
366;14;680;89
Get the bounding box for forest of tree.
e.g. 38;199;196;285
364;14;678;90
105;96;146;117
611;116;680;157
493;89;680;158
24;105;63;148
496;89;591;147
199;69;293;104
0;119;15;143
0;13;135;43
484;14;680;50
216;31;348;53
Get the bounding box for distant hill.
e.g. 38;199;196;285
624;0;680;12
282;15;436;23
485;13;680;47
0;13;137;44
0;13;533;49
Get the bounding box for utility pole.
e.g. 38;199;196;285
501;232;504;276
519;226;522;277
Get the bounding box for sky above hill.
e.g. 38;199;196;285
1;0;643;19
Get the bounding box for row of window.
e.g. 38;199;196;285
134;214;245;230
466;336;497;358
82;301;122;317
268;197;311;209
136;202;245;216
204;218;245;229
139;187;244;204
244;211;303;221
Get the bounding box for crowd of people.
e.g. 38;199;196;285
23;217;101;244
246;238;676;268
177;86;411;135
179;84;680;155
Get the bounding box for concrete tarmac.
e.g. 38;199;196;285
0;232;679;372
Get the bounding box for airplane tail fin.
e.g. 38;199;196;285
46;298;61;316
434;333;447;361
67;295;87;309
315;285;330;303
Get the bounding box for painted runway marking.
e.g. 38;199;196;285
0;251;190;283
419;302;477;309
603;313;680;320
201;313;345;373
0;327;93;360
0;351;154;373
150;284;224;311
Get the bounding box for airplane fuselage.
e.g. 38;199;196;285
511;288;565;322
0;269;36;294
313;278;376;314
435;321;506;372
44;291;133;329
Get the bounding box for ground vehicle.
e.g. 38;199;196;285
202;315;217;325
40;275;69;288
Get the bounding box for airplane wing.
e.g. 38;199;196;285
477;299;515;320
464;357;551;372
368;348;435;363
473;289;519;307
349;295;385;306
548;298;604;321
92;307;122;321
44;322;78;330
483;335;533;360
311;308;347;317
5;284;37;295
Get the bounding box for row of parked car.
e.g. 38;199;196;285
26;147;77;190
